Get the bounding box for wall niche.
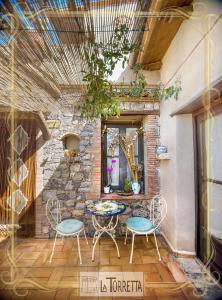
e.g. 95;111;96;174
61;133;80;157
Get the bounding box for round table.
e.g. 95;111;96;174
86;200;126;261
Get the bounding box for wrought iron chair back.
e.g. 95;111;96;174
45;198;88;264
148;194;167;229
46;198;62;231
125;194;167;263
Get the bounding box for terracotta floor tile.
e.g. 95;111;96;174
19;251;41;260
25;267;53;278
33;252;50;267
47;267;64;288
99;265;122;272
61;276;78;282
16;259;36;267
45;244;63;252
143;248;158;256
60;276;78;288
67;254;79;266
144;272;162;282
142;256;159;264
69;288;79;299
110;256;130;266
87;266;99;272
0;237;199;300
159;249;170;259
156;263;175;282
121;264;134;272
98;256;110;265
25;289;56;300
51;251;70;259
61;268;80;277
132;263;157;273
144;287;158;299
0;260;11;268
54;288;73;300
15;245;36;253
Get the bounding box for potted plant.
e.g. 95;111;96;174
124;179;131;193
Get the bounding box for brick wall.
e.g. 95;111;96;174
86;120;101;200
143;115;160;199
35;134;47;238
86;114;160;200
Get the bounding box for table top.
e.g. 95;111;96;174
86;200;126;217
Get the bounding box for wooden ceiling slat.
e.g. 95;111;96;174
132;0;193;70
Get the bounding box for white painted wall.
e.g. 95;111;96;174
111;64;160;85
159;0;222;253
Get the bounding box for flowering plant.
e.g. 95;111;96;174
106;159;116;187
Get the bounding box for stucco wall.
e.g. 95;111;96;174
159;0;222;253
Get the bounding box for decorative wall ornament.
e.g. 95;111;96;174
7;189;28;215
8;158;29;187
8;125;29;155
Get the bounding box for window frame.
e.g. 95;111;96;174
102;122;144;192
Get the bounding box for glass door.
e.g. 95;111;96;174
196;105;222;280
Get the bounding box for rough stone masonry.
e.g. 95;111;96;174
37;91;160;238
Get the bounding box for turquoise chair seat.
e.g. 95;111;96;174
126;217;154;232
56;219;84;235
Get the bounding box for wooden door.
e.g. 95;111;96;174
0;114;37;237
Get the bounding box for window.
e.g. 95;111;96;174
102;123;144;192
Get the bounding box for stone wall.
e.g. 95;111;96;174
35;91;160;238
36;92;99;237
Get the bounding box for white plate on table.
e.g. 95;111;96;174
95;201;118;212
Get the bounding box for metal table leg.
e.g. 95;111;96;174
91;215;120;261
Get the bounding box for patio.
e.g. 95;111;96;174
0;236;199;300
0;0;222;299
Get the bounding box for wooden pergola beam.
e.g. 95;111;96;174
136;0;163;66
130;0;193;70
0;108;51;140
33;111;51;141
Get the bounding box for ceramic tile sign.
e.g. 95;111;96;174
80;272;143;297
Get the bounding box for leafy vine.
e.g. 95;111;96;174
80;24;181;120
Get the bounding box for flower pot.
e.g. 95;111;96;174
132;182;140;195
104;186;110;194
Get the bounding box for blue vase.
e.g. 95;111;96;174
132;182;140;195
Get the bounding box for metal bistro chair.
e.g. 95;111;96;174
125;195;167;264
46;198;88;264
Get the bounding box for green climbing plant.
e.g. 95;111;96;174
80;24;182;120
